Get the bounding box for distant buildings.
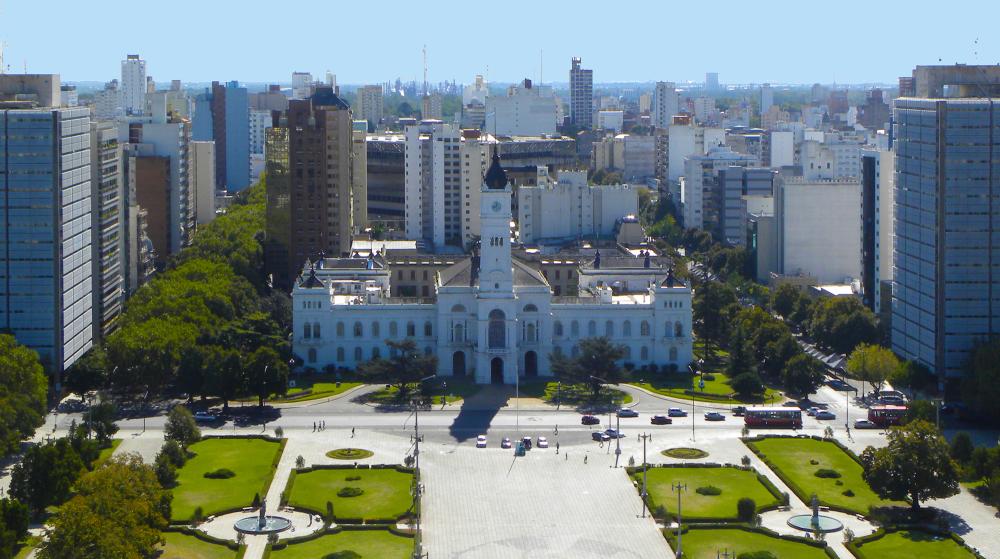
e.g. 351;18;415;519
518;170;639;244
570;57;593;129
705;72;720;92
592;134;656;182
652;81;679;129
190;141;217;225
89;121;125;341
355;85;384;130
94;79;122;119
192;81;250;192
121;54;147;116
681;145;756;233
485;79;558;137
291;72;313;99
760;83;773;117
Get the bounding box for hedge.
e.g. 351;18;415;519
845;526;986;559
664;524;837;559
162;525;241;550
281;463;417;524
262;524;417;557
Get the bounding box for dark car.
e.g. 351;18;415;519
592;431;611;442
581;415;601;426
604;428;625;439
522;436;533;450
731;406;747;416
616;408;639;418
650;415;672;425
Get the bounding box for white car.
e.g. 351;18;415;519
853;419;878;429
537;436;549;448
476;435;487;448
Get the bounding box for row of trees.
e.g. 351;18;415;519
64;179;292;407
0;335;48;457
770;284;879;355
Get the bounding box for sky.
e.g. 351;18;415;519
1;0;996;86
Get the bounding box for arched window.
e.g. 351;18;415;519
304;323;312;339
372;347;380;359
523;304;538;313
623;321;632;337
526;323;536;342
554;321;564;337
641;321;650;336
675;321;683;337
588;320;597;336
337;347;345;362
453;322;464;342
353;322;363;337
354;347;363;361
665;322;673;337
372;322;380;337
605;320;614;337
389;322;398;337
571;345;580;358
489;309;506;349
407;321;416;337
308;348;317;363
451;304;466;313
336;322;345;337
571;320;579;336
669;347;678;361
424;321;433;337
641;346;649;361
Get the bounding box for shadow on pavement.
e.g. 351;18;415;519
448;386;509;442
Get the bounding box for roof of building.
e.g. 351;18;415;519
484;152;509;189
310;87;350;110
438;258;474;288
299;268;325;288
437;257;549;289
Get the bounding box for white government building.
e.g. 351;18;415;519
292;154;693;384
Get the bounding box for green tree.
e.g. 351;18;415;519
782;354;825;398
693;282;738;358
550;337;627;398
82;402;119;445
950;432;974;463
38;454;170;559
0;335;48;456
245;346;289;407
892;360;935;397
730;372;765;398
164;406;200;447
10;439;85;517
770;284;801;318
0;499;29;559
204;348;245;411
726;332;757;379
860;420;960;510
357;339;438;400
762;333;801;379
962;338;1000;422
903;400;936;424
809;297;878;355
62;346;108;395
846;344;901;397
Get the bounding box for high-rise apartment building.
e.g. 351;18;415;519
705;72;720;91
291;72;313;99
190;140;217;225
484;79;559;136
892;65;1000;383
94;79;122;120
569;57;593;129
355;85;384;130
681;145;756;234
192;81;250;192
860;147;894;315
760;83;773;117
404;120;462;247
0;76;94;376
89;121;124;340
653;82;679;129
265;87;356;288
121;54;147;116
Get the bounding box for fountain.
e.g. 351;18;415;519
233;499;293;535
786;495;844;534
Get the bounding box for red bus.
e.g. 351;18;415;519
744;407;802;429
868;405;906;427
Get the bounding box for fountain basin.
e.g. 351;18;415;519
787;514;843;533
234;515;292;535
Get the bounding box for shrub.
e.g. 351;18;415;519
696;485;722;496
337;487;364;498
295;455;305;469
842;489;855;497
252;493;261;507
951;432;974;463
843;528;855;543
345;475;361;481
737;497;756;521
703;373;716;381
193;506;204;522
274;426;284;438
741;455;751;468
155;454;177;488
809;459;819;465
835;480;844;486
203;468;236;479
814;468;841;479
160;439;188;467
326;501;334;521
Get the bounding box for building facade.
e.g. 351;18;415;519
570;57;593;129
121;54;147;116
193;81;250;192
518;170;639;244
484;79;559;137
653;82;679;129
89;121;124;340
355;85;384;130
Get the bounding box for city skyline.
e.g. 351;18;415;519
2;0;996;85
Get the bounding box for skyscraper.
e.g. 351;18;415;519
892;65;1000;384
760;83;773;117
265;87;356;288
90;121;125;340
569;57;593;129
192;81;250;192
653;81;679;129
355;85;384;130
121;54;147;116
0;76;94;377
705;72;720;91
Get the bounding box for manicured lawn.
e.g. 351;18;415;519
93;438;122;468
287;468;414;521
271;530;413;559
852;530;978;559
639;466;780;520
159;532;236;559
668;528;829;559
171;437;283;521
518;381;632;406
364;377;483;405
279;381;362;402
13;536;40;559
747;437;905;515
631;372;782;404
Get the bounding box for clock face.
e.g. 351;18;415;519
492;200;502;213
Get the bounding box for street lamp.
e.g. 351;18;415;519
672;483;687;558
638;433;652;517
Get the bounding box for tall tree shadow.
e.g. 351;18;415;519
448;386;510;442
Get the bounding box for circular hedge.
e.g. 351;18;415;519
326;448;374;460
695;485;722;496
336;487;364;498
661;447;709;459
203;468;236;479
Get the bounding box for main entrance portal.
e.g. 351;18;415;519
490;357;504;384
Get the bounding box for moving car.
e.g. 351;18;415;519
522;436;533;450
193;411;218;423
668;408;688;417
501;437;512;449
805;407;820;416
815;410;836;420
592;431;611;442
704;412;726;421
581;415;601;426
476;435;488;448
854;419;878;429
650;415;672;425
617;408;639;418
537;436;549;448
731;406;747;416
604;428;625;439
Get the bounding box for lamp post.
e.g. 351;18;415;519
411;374;435;543
638;433;652;517
672;483;687;558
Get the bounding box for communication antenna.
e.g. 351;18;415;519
422;44;428;97
539;49;544;85
0;41;5;75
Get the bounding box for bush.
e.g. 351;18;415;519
951;432;974;463
703;373;716;381
155;454;177;487
737;497;756;521
737;552;777;559
814;468;841;479
809;459;819;465
203;468;236;479
741;455;751;468
842;489;855;497
835;480;844;486
295;455;305;469
193;506;204;522
274;426;284;439
345;475;361;481
696;485;722;496
160;440;188;468
337;487;364;498
326;501;334;521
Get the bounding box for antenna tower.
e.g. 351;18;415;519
422;45;428;97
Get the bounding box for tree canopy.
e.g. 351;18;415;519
809;297;878;355
357;339;438;400
846;343;900;396
551;337;628;398
0;335;48;456
693;282;738;356
962;338;1000;422
860;420;959;510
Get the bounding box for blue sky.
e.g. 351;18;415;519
1;0;993;85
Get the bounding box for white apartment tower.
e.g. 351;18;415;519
404;120;463;248
569;57;593;128
760;83;773;117
356;85;384;129
121;54;147;116
653;82;679;129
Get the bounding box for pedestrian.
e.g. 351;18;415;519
312;421;316;432
565;452;568;461
599;440;604;448
556;442;560;454
351;427;355;438
584;454;588;464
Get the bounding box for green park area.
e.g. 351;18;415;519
668;527;830;559
747;437;904;515
13;536;40;559
270;530;414;559
630;372;781;404
519;381;631;407
158;532;237;559
850;530;979;559
287;467;414;522
639;466;781;520
276;378;362;403
93;438;122;468
364;377;482;406
171;437;283;521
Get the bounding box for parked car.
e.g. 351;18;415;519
731;406;747;416
805;407;820;416
617;408;639;418
476;435;488;448
668;408;688;417
581;415;601;426
501;437;512;449
704;412;726;421
592;431;611;442
537;436;549;448
650;415;672;425
522;436;533;450
193;411;218;423
815;410;836;420
854;419;878;429
604;429;625;439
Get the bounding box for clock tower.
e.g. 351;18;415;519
479;151;513;295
